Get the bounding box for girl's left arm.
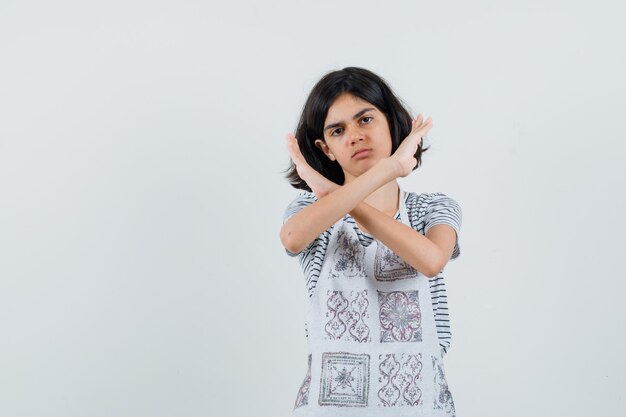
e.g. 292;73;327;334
350;114;455;276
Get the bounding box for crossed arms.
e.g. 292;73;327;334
279;158;458;278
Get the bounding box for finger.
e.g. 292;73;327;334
412;115;422;131
418;116;433;130
286;134;307;163
286;133;300;148
285;134;299;156
418;123;433;136
415;114;428;132
285;133;294;148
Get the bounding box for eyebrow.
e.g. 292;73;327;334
324;107;376;132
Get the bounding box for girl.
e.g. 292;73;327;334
280;67;462;417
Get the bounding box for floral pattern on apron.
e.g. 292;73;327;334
292;187;456;417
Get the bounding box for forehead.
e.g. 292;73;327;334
325;93;378;122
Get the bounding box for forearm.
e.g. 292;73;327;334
281;158;399;254
349;203;443;278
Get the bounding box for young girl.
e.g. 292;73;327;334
280;67;462;417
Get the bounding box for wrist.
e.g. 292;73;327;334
381;157;402;180
319;183;340;198
349;200;366;218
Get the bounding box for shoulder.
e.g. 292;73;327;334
405;191;462;228
406;191;461;212
283;191;318;223
287;190;317;204
424;192;461;212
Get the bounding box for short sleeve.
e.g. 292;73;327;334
282;191;318;257
423;193;462;260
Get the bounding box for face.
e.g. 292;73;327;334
315;93;392;182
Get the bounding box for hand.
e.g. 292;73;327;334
389;114;433;178
285;133;339;198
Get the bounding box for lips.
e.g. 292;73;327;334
352;148;372;158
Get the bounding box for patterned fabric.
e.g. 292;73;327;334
432;355;456;415
374;240;418;281
319;352;370;407
282;190;462;357
377;290;423;343
377;353;424;407
293;354;312;409
324;290;371;343
285;187;460;416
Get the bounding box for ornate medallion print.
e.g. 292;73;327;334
293;354;312;409
432;355;456;415
324;290;371;342
330;229;366;278
377;290;423;342
377;353;423;407
319;352;370;407
374;241;418;281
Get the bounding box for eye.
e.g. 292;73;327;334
331;127;343;136
361;116;373;124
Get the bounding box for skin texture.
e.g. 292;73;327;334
281;93;458;278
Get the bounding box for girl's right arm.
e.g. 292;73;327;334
280;157;400;255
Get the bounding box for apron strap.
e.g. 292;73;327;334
399;186;410;225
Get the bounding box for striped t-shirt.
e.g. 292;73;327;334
282;191;462;356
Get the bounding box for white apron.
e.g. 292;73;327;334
291;187;456;417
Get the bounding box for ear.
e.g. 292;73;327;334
314;139;336;161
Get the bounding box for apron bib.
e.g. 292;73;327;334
292;187;456;417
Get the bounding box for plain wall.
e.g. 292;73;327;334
1;1;624;416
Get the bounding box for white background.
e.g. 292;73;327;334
1;1;625;416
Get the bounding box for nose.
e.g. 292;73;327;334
346;123;365;144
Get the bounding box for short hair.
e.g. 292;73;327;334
284;67;429;191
